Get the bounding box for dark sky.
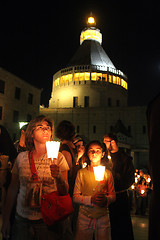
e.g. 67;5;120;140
1;1;160;106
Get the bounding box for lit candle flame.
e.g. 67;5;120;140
93;165;105;181
82;162;87;168
141;189;145;194
147;177;151;183
135;177;138;183
46;141;60;161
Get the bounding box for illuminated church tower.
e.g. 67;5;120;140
41;14;148;169
49;15;128;109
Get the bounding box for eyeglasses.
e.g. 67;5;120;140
34;125;51;132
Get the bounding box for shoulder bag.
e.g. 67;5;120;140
28;151;74;225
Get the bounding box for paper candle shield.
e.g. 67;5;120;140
93;166;105;181
46;141;60;159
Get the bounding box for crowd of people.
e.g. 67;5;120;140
0;115;151;240
129;169;152;216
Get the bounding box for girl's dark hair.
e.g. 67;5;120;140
56;120;75;141
83;140;104;166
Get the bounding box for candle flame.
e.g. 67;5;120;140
147;177;151;183
141;189;145;194
93;165;105;181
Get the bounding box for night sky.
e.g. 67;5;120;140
1;1;160;107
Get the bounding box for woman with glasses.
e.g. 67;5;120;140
1;115;69;240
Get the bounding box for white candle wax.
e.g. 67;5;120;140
93;165;105;181
46;141;60;159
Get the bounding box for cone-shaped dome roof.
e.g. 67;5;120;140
67;15;116;70
67;40;115;69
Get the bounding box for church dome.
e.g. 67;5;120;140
49;15;128;109
67;39;115;69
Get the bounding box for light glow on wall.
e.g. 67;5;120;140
53;72;128;90
74;72;90;81
80;29;102;45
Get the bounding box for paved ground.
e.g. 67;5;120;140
131;214;148;240
0;213;149;240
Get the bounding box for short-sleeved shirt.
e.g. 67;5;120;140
12;151;69;220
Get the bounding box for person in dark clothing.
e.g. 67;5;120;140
147;93;160;240
103;133;135;240
0;125;17;164
0;125;17;190
73;135;85;168
135;177;148;216
0;125;17;240
14;124;28;154
56;120;79;239
56;120;78;197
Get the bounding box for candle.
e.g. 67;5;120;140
135;177;138;183
147;177;151;183
141;189;145;195
93;165;105;181
82;162;87;168
46;141;60;160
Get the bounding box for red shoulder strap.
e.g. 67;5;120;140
28;151;39;182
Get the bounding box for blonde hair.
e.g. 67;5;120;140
25;115;54;151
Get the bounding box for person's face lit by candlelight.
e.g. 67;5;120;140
103;137;118;153
32;121;52;145
88;143;104;167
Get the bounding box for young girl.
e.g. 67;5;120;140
73;140;116;240
1;115;69;240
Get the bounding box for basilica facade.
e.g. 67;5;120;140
40;16;148;169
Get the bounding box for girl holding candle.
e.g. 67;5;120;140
1;115;69;240
136;177;148;215
73;140;116;240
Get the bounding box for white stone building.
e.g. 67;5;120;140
40;16;148;169
0;67;41;140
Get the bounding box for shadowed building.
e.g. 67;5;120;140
0;67;41;140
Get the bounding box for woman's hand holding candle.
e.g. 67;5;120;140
50;164;69;195
50;164;61;179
